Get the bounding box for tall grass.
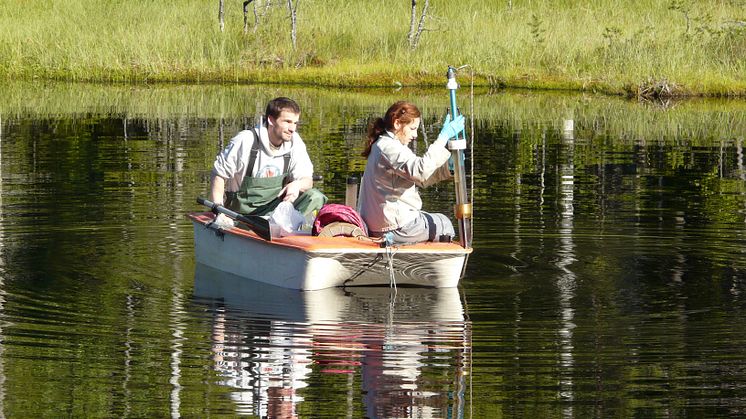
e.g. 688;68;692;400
1;0;744;95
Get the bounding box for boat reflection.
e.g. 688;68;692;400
194;263;472;418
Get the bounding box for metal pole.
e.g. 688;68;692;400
446;67;472;248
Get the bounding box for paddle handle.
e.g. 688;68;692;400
198;196;236;217
197;197;272;241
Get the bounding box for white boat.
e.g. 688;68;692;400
188;211;471;291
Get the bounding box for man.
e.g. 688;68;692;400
209;97;326;226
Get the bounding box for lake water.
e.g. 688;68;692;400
1;81;746;417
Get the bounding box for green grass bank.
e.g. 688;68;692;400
1;0;745;97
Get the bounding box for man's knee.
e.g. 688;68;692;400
294;188;327;216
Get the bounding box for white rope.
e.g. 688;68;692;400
469;67;475;207
387;282;397;328
385;245;398;294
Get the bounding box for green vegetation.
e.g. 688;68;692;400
2;81;744;139
1;0;745;96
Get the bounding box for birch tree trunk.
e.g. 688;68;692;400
407;0;417;46
287;0;299;49
219;0;225;32
252;0;260;30
243;0;255;34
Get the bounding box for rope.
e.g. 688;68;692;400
469;67;475;208
385;245;398;294
468;67;475;244
460;289;473;418
387;281;397;327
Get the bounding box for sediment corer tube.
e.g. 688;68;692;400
446;66;473;249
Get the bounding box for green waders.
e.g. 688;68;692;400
226;132;326;217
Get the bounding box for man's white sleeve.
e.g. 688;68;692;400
212;131;252;190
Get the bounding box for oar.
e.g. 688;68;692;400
197;197;272;241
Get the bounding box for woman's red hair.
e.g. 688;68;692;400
362;101;421;157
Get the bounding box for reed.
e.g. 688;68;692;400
1;0;744;95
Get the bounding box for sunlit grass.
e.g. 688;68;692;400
1;0;744;95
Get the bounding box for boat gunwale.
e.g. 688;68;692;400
187;212;472;255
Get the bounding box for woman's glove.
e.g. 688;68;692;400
437;114;465;141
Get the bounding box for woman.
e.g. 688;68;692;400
358;101;465;244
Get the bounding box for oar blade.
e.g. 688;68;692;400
235;213;272;241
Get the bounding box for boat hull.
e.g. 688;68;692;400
189;212;470;290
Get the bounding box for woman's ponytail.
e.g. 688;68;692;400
362;117;386;157
362;101;421;158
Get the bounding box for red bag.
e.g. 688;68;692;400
312;204;369;237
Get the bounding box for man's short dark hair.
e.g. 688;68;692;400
265;97;301;120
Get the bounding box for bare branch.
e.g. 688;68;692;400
411;0;429;50
407;0;431;50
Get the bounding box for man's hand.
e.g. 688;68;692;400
279;180;302;202
212;213;235;229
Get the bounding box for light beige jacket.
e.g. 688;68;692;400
358;132;452;233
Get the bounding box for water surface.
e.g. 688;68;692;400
1;82;745;417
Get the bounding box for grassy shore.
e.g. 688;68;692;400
1;0;744;97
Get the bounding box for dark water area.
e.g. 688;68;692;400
1;81;746;417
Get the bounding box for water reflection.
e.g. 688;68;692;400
2;82;746;416
194;264;471;418
557;119;576;416
0;113;6;418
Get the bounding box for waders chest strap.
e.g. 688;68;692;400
246;128;291;177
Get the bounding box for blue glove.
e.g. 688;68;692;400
438;114;465;141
